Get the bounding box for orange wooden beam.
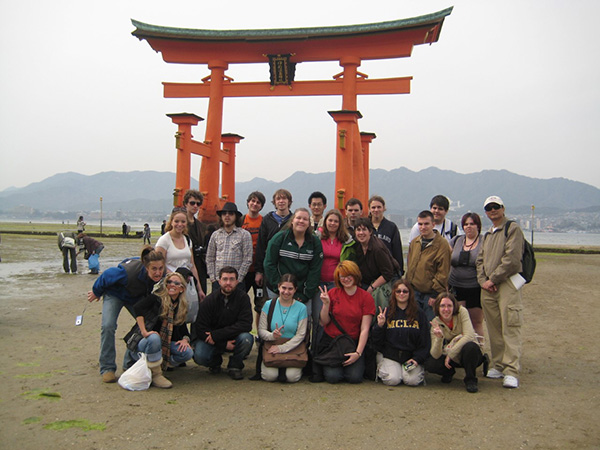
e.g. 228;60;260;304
189;140;211;157
164;77;411;98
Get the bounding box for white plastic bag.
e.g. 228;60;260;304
185;279;199;323
118;353;152;391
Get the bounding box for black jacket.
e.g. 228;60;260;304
190;288;252;352
255;211;292;273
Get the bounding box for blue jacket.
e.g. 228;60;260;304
92;258;157;304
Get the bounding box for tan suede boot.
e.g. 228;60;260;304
147;359;172;389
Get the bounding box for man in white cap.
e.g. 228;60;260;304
476;195;525;388
206;202;253;293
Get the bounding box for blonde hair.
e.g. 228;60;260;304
154;272;188;325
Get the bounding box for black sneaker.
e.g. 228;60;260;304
441;373;453;384
208;366;222;374
466;381;479;393
228;369;244;380
309;374;324;383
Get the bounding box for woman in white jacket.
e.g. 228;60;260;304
425;292;487;393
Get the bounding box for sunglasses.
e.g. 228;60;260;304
395;289;410;294
172;207;187;213
484;204;502;212
221;211;236;216
166;279;183;287
187;201;201;206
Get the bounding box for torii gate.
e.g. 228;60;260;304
132;7;452;222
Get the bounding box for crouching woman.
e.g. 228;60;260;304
425;292;486;393
125;272;193;388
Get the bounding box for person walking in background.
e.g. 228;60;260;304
142;223;151;245
77;233;104;274
58;230;78;274
476;195;525;389
161;220;166;235
77;216;86;234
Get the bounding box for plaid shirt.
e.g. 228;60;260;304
206;226;253;281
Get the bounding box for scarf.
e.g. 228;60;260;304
159;300;177;371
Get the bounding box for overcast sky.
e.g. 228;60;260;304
1;0;598;192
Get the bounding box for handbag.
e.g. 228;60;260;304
312;310;356;368
263;338;308;368
118;353;152;391
261;299;308;369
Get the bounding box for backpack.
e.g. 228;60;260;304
505;220;536;283
449;221;458;239
60;233;76;249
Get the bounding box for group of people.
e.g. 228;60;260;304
87;188;526;393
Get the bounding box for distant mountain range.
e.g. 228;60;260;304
1;168;599;219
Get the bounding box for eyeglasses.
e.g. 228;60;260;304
172;207;187;213
187;201;201;206
221;211;236;216
484;204;502;212
395;289;410;294
166;280;183;286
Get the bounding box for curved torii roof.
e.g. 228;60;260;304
131;7;453;64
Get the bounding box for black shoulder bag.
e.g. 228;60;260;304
312;309;357;368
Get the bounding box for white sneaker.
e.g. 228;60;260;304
486;368;504;379
503;375;519;388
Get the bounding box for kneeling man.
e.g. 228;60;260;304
191;266;253;380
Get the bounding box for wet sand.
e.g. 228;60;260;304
0;234;599;449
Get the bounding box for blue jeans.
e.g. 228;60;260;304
131;333;194;365
414;290;435;321
322;355;365;384
193;332;253;370
99;293;136;374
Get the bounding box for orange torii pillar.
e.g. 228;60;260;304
220;133;244;202
167;113;205;206
360;132;377;204
330;56;368;214
198;60;229;222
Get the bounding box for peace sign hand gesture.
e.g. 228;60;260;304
377;306;387;328
319;285;331;306
273;323;284;339
430;320;443;338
